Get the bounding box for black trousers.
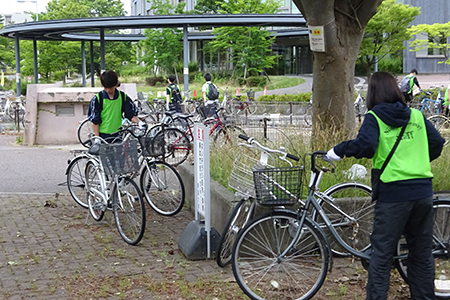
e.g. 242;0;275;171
366;196;435;300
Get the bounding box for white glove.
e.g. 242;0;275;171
138;121;145;129
326;148;342;161
166;104;170;110
94;137;101;144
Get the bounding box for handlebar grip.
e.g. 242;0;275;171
286;153;300;161
238;134;249;141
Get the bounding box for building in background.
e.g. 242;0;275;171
2;12;33;26
130;0;312;75
403;0;450;74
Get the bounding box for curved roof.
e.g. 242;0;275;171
0;14;307;41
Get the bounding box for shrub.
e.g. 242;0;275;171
145;76;166;86
246;76;267;88
257;92;312;102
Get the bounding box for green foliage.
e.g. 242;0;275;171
117;65;148;77
409;22;450;64
377;55;403;75
257;92;312;102
211;0;281;79
358;0;420;76
145;76;166;87
245;76;267;88
0;24;15;69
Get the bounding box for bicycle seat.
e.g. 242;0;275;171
88;143;100;155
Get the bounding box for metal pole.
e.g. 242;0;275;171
100;28;105;74
81;41;86;87
15;35;21;97
33;39;38;83
183;25;189;94
90;41;94;87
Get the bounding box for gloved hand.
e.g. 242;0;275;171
326;148;342;161
166;104;170;111
138;121;145;129
94;137;101;144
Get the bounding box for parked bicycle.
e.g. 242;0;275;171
229;89;258;115
231;150;450;300
0;92;26;122
354;86;367;121
216;135;373;267
411;90;444;117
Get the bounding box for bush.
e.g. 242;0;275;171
378;56;403;75
246;76;267;88
145;76;166;86
117;65;147;76
257;92;312;102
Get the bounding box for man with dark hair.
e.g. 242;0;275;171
166;74;182;113
400;69;421;102
88;70;140;143
202;72;219;103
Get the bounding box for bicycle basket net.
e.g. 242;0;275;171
197;104;216;119
98;140;140;176
140;134;165;157
228;152;274;199
253;166;304;206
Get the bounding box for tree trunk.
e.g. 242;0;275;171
294;0;382;139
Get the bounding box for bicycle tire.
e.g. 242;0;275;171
316;182;374;257
85;160;105;221
113;177;146;245
216;199;255;267
213;125;246;148
140;160;185;216
395;198;450;299
247;98;257;115
66;155;89;209
427;115;450;147
232;211;329;300
77;118;95;148
155;127;190;166
229;98;242;115
6;101;25;121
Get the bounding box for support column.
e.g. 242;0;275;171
90;41;95;87
100;29;105;74
15;35;21;97
33;39;38;84
183;25;189;93
81;41;86;87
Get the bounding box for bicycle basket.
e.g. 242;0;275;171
253;166;304;206
197;104;217;119
140;134;165;157
223;90;232;99
98;140;140;176
246;91;255;98
228;152;274;199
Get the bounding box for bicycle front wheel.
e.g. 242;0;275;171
77;118;95;148
213;125;246;148
427;115;450;147
140;160;185;216
85;160;105;221
216;199;255;267
317;182;374;256
113;177;146;245
232;211;329;300
156;127;191;166
395;198;450;299
66;155;89;209
246;98;257;115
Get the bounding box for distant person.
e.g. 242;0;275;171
400;69;421;102
202;73;219;105
166;74;183;114
88;70;140;143
443;83;450;117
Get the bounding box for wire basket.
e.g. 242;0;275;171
253;166;304;206
246;91;255;98
140;134;165;157
228;152;274;198
197;104;217;119
98;140;140;176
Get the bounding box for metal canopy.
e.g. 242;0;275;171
0;14;307;41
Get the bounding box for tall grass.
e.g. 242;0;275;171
210;127;449;194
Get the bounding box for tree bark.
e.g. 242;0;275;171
293;0;382;138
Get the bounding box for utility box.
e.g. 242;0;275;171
178;220;220;260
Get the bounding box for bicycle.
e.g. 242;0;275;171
0;93;26;122
66;149;90;209
354;86;367;121
411;90;443;117
231;151;450;300
427;114;450;147
229;89;258;116
216;135;373;267
84;136;146;245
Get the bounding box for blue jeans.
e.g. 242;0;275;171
366;196;435;300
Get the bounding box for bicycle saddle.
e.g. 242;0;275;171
88;143;100;155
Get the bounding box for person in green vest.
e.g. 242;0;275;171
400;69;421;103
88;70;140;143
166;74;183;113
326;72;444;300
443;83;450;117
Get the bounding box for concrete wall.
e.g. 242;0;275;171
24;84;137;146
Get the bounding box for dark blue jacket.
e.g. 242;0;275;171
334;102;445;202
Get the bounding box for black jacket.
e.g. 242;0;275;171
334;102;445;202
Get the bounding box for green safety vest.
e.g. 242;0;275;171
369;109;433;183
406;74;415;93
96;92;123;134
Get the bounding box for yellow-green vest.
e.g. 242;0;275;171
97;92;123;134
369;109;433;183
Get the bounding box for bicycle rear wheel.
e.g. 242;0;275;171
213;125;246;148
246;98;257;115
66;155;89;209
216;199;255;267
155;127;190;166
85;160;105;221
77;118;95;148
427;115;450;147
229;98;242;115
316;182;374;256
113;177;146;245
232;211;329;300
395;198;450;299
140;160;185;216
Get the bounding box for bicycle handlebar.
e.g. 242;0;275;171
309;150;335;174
238;134;300;162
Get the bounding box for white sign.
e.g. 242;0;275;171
184;67;189;75
194;123;212;258
308;25;326;52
